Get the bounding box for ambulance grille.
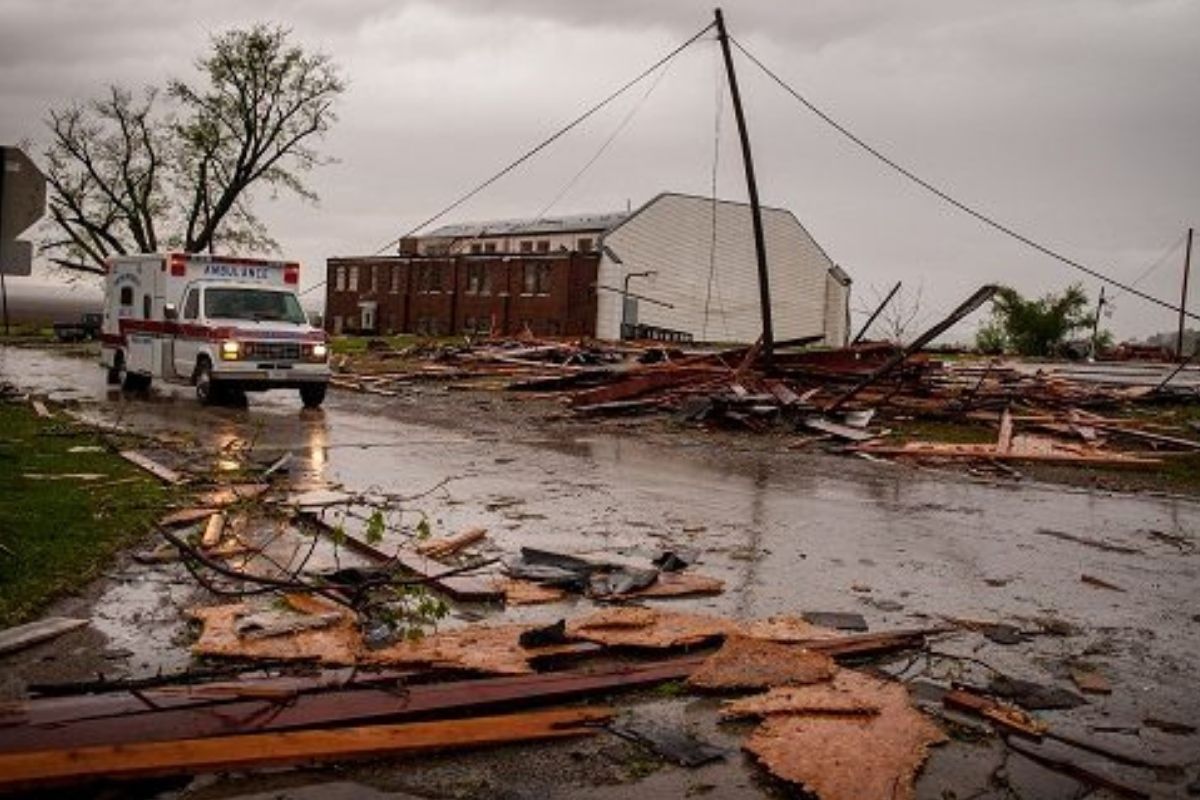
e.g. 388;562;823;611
247;342;301;361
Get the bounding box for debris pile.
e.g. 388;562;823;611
328;285;1200;470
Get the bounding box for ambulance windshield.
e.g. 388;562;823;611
204;288;307;324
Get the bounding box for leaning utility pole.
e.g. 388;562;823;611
714;8;774;364
1090;285;1106;360
1177;227;1194;360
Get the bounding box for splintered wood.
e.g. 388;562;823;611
190;595;361;665
192;597;584;674
566;607;739;649
617;571;725;599
498;578;568;606
363;624;584;675
687;635;837;691
731;670;946;800
416;526;487;559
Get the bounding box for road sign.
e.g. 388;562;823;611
0;240;32;277
1;145;48;333
1;146;46;240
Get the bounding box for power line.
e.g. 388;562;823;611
525;46;678;227
703;39;728;341
1106;231;1187;303
729;36;1200;324
369;22;715;257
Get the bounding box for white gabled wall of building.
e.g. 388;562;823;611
597;194;840;343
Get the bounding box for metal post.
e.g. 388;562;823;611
1089;285;1106;361
1178;227;1194;360
851;281;902;345
714;8;773;365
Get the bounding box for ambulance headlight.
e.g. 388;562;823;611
220;340;241;360
310;342;328;360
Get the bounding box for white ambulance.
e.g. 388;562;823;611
100;253;331;408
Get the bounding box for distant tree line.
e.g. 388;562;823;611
975;284;1112;357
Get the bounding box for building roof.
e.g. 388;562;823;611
423;211;629;240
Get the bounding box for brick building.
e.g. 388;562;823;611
324;251;600;337
326;194;851;344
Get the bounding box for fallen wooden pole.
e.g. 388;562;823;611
0;707;612;792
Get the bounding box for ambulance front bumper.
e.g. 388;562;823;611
211;361;331;384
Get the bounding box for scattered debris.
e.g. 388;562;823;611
416;526;487;559
200;512;226;549
567;608;739;649
687;636;837;691
1143;717;1197;736
801;611;868;632
734;669;946;800
118;450;185;484
0;617;88;657
609;718;726;767
1081;573;1126;592
1070;667;1113;695
987;676;1086;710
30;400;51;419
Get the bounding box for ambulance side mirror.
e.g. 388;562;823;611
163;304;178;321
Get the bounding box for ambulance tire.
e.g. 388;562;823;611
117;356;150;392
194;360;221;406
106;355;122;386
299;383;327;409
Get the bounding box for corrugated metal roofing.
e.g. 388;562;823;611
424;211;629;239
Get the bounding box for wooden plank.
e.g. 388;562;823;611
997;408;1013;454
200;513;225;549
0;707;612;792
0;655;697;753
30;400;51;419
0;618;87;657
118;451;185;485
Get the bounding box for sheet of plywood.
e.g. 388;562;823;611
687;636;837;691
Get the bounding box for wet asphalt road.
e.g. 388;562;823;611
3;344;1199;798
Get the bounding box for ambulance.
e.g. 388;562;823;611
100;253;331;408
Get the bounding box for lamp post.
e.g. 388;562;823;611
621;270;656;339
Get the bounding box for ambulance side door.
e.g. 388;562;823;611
173;286;203;380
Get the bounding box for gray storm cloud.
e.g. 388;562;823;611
1;0;1196;339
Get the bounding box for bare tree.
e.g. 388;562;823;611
42;24;344;275
854;282;925;344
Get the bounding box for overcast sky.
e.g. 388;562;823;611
2;0;1198;341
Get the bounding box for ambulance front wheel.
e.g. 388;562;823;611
194;360;221;405
299;383;327;409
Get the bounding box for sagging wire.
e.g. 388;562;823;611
370;21;716;256
702;38;731;343
524;43;680;227
729;35;1200;323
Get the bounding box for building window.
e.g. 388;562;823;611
119;286;134;307
333;266;346;291
368;265;378;293
523;263;552;296
417;263;443;294
332;315;344;334
390;267;402;294
143;294;152;319
577;237;593;253
520;240;533;253
466;263;490;295
470;243;482;254
349;265;360;291
536;240;551;253
483;242;497;254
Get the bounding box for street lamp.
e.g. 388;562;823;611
621;270;656;339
